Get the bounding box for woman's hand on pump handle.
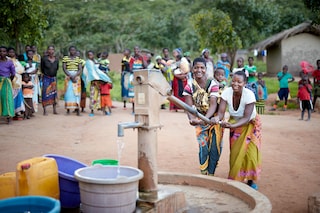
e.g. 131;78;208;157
210;117;232;128
189;118;205;126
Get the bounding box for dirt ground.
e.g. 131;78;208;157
0;99;319;213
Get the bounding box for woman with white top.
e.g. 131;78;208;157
211;71;262;190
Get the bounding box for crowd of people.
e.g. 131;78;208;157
0;44;114;122
0;44;319;190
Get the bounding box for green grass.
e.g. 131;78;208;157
251;59;299;109
264;77;299;109
253;59;299;98
254;59;267;73
264;77;298;96
108;72;122;101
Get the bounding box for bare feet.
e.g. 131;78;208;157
53;105;58;115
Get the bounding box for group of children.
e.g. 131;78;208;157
296;60;320;121
83;51;113;116
269;60;320;121
205;56;319;122
89;80;113;116
11;47;42;120
213;57;268;115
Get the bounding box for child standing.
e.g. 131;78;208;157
21;73;34;119
312;59;320;111
216;53;230;79
231;57;249;78
99;52;110;74
244;57;257;83
255;72;268;114
214;67;227;105
270;65;295;111
298;77;312;121
100;81;112;115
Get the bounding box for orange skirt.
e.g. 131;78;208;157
101;94;112;107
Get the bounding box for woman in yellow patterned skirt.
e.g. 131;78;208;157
62;46;82;116
212;71;262;190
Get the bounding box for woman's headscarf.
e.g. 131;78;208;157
174;48;182;56
201;48;209;56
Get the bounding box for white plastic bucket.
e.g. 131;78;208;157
74;165;143;213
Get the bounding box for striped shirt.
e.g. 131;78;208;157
62;56;81;71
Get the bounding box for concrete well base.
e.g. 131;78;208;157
158;172;272;213
136;185;187;213
136;172;272;213
308;192;320;213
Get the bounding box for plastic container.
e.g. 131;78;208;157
0;172;16;199
75;165;143;213
16;157;59;199
0;196;60;213
91;159;118;166
44;154;87;208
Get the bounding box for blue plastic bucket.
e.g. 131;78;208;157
0;196;60;213
44;154;87;208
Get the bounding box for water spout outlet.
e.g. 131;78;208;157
118;122;144;137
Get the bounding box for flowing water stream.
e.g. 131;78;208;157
116;137;125;178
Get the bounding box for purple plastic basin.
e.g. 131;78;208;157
44;154;87;208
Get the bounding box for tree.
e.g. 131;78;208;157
304;0;320;23
191;9;242;66
0;0;48;52
272;0;311;33
214;0;281;48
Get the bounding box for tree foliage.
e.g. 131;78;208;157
191;9;241;55
41;0;198;56
214;0;281;48
0;0;48;52
0;0;315;56
304;0;320;23
273;0;312;31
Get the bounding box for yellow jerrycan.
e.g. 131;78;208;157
0;172;16;199
16;157;59;199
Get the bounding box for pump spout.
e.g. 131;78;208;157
118;122;144;137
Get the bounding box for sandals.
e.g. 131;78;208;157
247;180;259;190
